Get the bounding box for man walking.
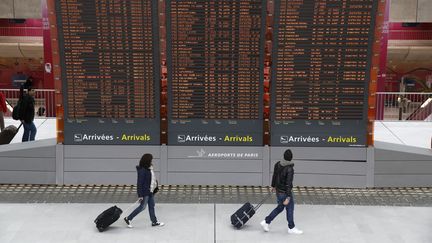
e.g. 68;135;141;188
260;149;303;234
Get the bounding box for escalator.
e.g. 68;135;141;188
406;98;432;120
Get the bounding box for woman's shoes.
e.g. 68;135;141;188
152;222;165;227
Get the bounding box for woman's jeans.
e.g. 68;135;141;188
126;194;157;223
264;192;295;229
22;121;36;142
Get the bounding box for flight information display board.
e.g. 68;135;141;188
271;0;377;147
166;0;265;146
55;0;160;144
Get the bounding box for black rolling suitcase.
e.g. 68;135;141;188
230;193;271;229
94;206;123;232
0;123;22;145
94;200;139;232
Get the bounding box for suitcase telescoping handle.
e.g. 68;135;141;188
17;123;23;131
253;192;272;211
122;199;141;214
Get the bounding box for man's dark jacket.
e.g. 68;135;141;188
136;166;152;197
271;161;294;197
20;94;35;123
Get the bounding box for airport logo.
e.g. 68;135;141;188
187;149;206;158
74;134;83;142
280;136;289;144
178;135;186;143
186;148;258;159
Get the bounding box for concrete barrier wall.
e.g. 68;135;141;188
270;147;368;188
0;139;56;184
374;141;432;187
1;139;431;187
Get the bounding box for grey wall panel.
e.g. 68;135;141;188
390;0;418;22
0;0;13;18
64;172;161;185
375;149;432;161
262;146;270;186
270;147;366;161
375;161;432;175
14;0;41;19
374;142;432;187
0;139;56;184
168;159;262;173
168;146;263;159
65;159;161;172
0;171;55;184
294;174;366;188
269;160;367;175
56;144;64;185
417;0;432;22
269;147;367;187
167;172;262;186
375;141;432;160
375;175;432;187
366;147;375;187
64;145;161;158
160;145;168;184
0;140;56;158
0;158;55;171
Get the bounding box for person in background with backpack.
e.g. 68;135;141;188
260;149;303;235
20;88;36;142
0;91;6;131
124;153;164;228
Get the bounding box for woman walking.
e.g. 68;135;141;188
124;153;164;228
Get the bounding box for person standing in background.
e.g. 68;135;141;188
20;88;36;141
0;91;7;131
23;77;33;89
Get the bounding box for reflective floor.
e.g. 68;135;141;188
0;185;431;242
0;202;431;243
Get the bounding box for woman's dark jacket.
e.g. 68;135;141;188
136;166;152;197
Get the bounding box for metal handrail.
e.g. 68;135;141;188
0;88;56;117
376;92;432;95
375;92;432;121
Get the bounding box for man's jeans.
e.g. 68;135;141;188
264;192;295;229
126;194;157;223
22;121;36;142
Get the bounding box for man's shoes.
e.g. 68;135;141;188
288;227;303;234
260;220;270;232
124;217;133;228
152;222;165;227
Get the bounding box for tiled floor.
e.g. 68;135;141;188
1;185;431;207
0;203;431;243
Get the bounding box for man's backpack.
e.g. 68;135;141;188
12;99;23;120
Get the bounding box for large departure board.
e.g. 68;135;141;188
55;0;160;145
271;0;377;147
166;0;265;146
